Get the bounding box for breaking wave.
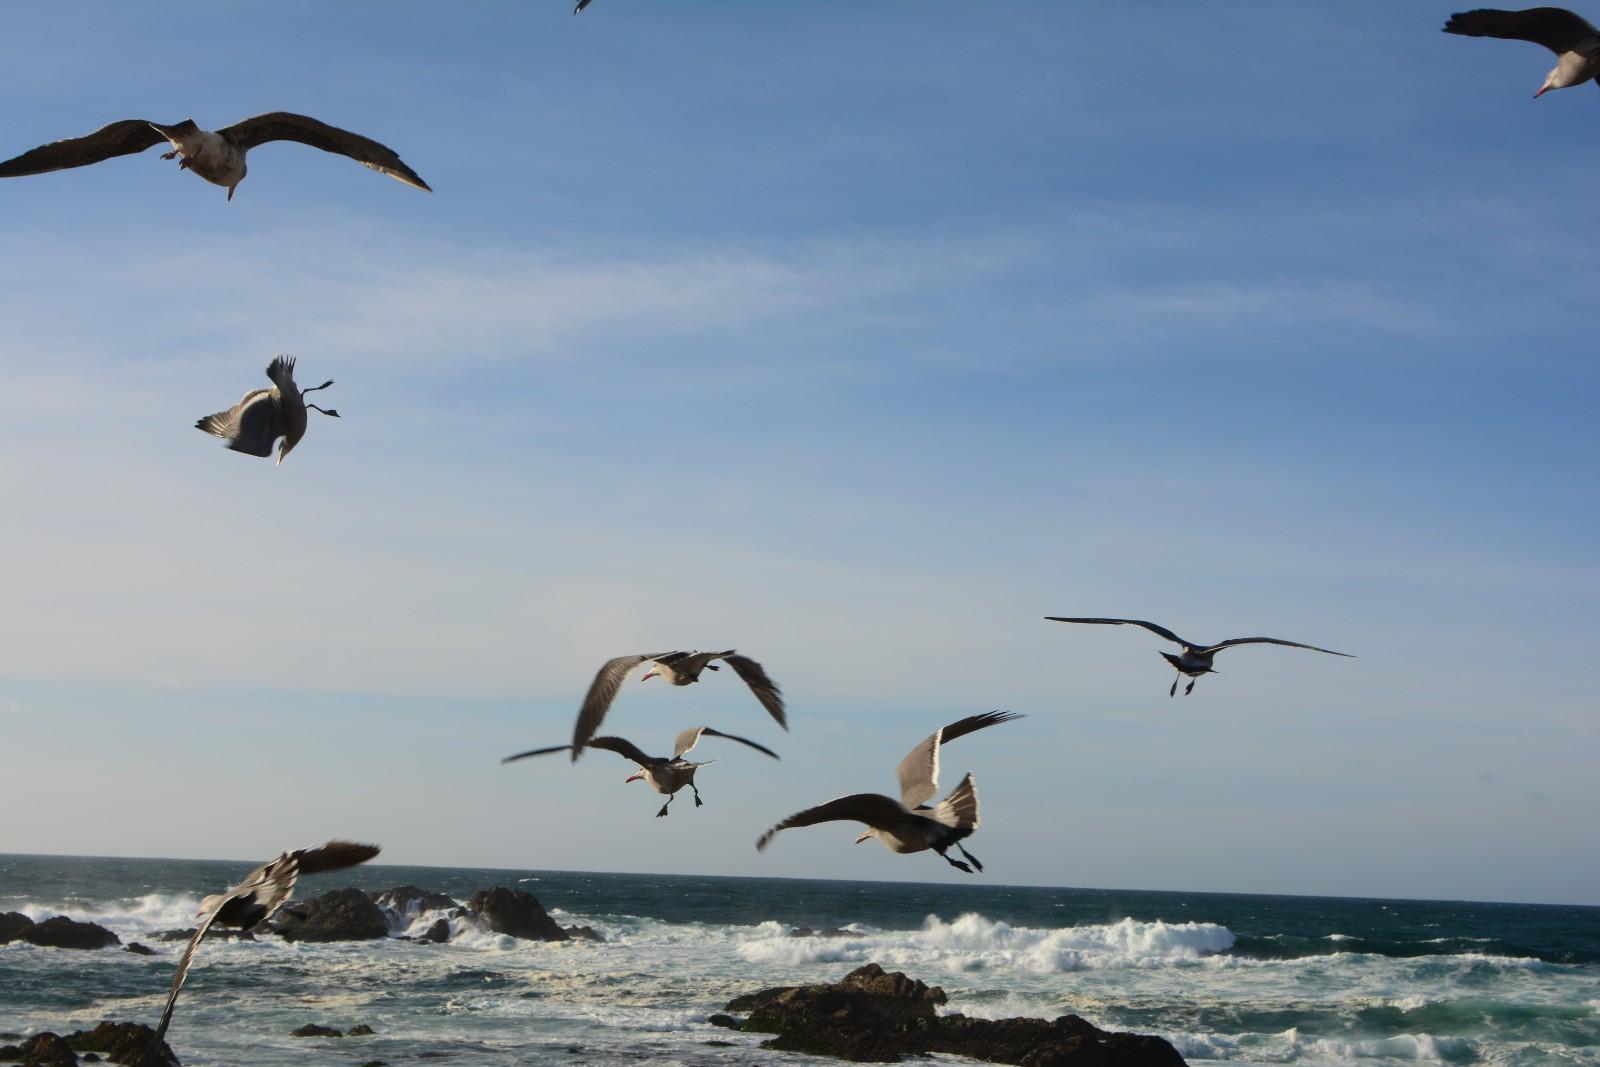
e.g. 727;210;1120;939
735;912;1236;973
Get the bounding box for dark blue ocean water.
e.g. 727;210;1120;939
3;854;1597;1065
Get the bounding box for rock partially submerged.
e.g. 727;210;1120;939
0;912;34;944
368;886;459;916
0;1023;178;1066
270;888;388;943
724;963;1188;1065
18;917;120;951
465;887;569;942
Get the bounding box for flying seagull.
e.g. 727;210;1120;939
1046;617;1353;697
575;0;595;10
195;356;338;465
504;725;779;818
1443;7;1600;96
756;710;1021;874
150;841;380;1054
571;651;786;761
0;112;430;200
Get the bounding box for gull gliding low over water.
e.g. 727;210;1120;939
150;841;380;1055
195;356;338;465
1443;7;1600;96
1046;617;1352;696
503;725;779;817
0;112;431;200
756;711;1022;874
571;651;786;760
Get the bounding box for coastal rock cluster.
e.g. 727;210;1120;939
0;913;119;950
0;1023;177;1067
720;963;1188;1065
4;886;600;954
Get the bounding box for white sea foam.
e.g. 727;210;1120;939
17;892;205;934
1291;1028;1473;1062
735;912;1235;973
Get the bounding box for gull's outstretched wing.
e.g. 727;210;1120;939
219;112;431;191
572;653;671;760
755;793;910;852
1201;637;1353;657
896;710;1021;809
1443;8;1599;54
720;654;787;730
674;725;781;760
1045;617;1190;647
0;119;167;178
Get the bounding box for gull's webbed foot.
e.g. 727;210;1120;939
161;149;178;160
655;803;670;818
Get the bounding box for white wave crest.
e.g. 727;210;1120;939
1290;1027;1474;1062
17;892;205;935
736;913;1234;974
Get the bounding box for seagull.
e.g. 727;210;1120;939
504;725;779;818
575;0;595;10
1046;617;1353;697
755;710;1021;874
1443;7;1600;96
571;651;786;761
0;112;430;200
150;841;380;1054
195;355;338;465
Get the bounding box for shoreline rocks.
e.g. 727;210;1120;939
269;888;389;943
723;963;1187;1065
465;887;569;942
0;1023;178;1066
9;917;120;951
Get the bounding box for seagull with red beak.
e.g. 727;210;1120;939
1443;7;1600;97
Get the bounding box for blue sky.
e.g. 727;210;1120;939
1;1;1596;906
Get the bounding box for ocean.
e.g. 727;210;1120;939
1;854;1596;1066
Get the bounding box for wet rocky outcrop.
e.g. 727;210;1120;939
289;1025;342;1038
723;963;1188;1065
0;1024;177;1066
270;888;389;943
368;886;459;916
464;887;569;941
17;917;120;950
563;925;605;942
0;912;34;943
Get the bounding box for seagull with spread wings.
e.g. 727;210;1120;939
195;356;338;465
756;711;1021;874
571;651;786;760
1443;7;1600;96
0;112;430;200
149;841;380;1057
1046;617;1352;697
504;725;779;817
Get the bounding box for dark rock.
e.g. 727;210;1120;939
65;1021;178;1065
18;1033;76;1067
563;925;604;942
357;1062;387;1067
704;1040;735;1047
124;944;155;956
464;887;568;942
707;1014;740;1030
270;889;388;943
418;918;451;944
0;1046;19;1063
346;1025;375;1037
289;1025;342;1038
21;917;120;950
153;928;254;944
727;963;1187;1065
0;912;35;944
368;886;458;915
